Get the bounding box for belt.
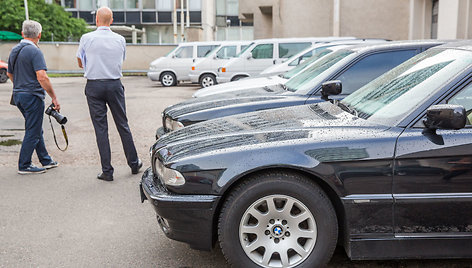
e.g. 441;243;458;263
87;78;120;82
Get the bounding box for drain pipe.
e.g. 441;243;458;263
180;0;185;42
173;0;177;43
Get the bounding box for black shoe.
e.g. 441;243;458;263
97;173;113;181
131;159;143;174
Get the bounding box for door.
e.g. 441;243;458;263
172;45;194;80
393;82;472;238
245;43;274;76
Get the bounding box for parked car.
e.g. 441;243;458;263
157;40;447;138
141;40;472;267
259;39;387;77
188;41;251;88
192;44;351;98
148;41;220;87
216;37;356;84
193;40;387;98
0;60;8;83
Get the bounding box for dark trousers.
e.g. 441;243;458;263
14;93;52;170
85;79;138;175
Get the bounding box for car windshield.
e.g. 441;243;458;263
281;47;334;79
341;48;472;126
236;42;255;57
165;46;179;57
284;50;355;93
204;46;221;57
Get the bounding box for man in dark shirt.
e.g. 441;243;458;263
7;20;61;174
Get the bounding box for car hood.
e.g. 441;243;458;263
193;75;287;97
157;102;391;163
166;84;293;118
150;57;166;67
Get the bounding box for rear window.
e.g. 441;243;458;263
279;42;311;58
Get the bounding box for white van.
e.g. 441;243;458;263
188;41;251;88
147;41;221;87
216;37;356;84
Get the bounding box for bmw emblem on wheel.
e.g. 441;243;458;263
273;226;282;236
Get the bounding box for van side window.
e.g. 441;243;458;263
336;49;417;95
251;44;274;59
279;42;311;58
175;46;193;58
197;45;219;57
447;83;472;125
216;46;237;59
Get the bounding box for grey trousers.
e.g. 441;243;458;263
85;79;139;175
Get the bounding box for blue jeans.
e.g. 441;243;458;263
14;92;52;170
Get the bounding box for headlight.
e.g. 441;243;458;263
154;157;185;186
149;65;157;70
165;117;184;131
172;120;184;130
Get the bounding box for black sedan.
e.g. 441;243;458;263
141;41;472;267
157;40;448;139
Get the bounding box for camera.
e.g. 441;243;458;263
45;103;67;125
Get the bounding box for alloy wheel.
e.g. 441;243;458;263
239;194;317;268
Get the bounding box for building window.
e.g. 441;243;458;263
158;0;172;10
143;0;156;9
110;0;124;9
65;0;76;8
158;12;172;22
78;0;93;9
126;0;139;9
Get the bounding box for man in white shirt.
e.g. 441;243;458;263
77;7;142;182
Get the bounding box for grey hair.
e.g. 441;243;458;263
22;20;42;38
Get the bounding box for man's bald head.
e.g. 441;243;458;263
96;7;113;26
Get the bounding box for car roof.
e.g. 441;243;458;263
345;39;454;53
433;40;472;51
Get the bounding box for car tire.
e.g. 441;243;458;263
231;75;247;82
160;72;176;87
218;171;338;268
200;73;217;88
0;69;8;83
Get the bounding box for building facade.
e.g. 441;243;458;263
50;0;253;43
238;0;472;41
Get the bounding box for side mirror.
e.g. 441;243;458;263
213;55;217;60
321;80;342;101
172;54;176;58
247;52;253;60
423;104;466;132
192;58;196;63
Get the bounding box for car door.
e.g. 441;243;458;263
393;81;472;238
172;45;194;80
245;43;275;76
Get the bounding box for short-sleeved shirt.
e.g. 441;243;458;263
8;39;47;99
76;27;126;80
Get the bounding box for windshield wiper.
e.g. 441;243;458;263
336;101;358;117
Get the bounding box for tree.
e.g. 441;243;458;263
0;0;89;41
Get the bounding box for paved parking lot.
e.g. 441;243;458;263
0;77;470;267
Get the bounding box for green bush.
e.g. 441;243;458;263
0;0;89;42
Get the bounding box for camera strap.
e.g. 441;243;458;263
48;115;69;151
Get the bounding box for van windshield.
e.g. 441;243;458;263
165;46;179;57
215;45;238;59
236;42;255;57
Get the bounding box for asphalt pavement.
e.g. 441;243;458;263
0;77;470;267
